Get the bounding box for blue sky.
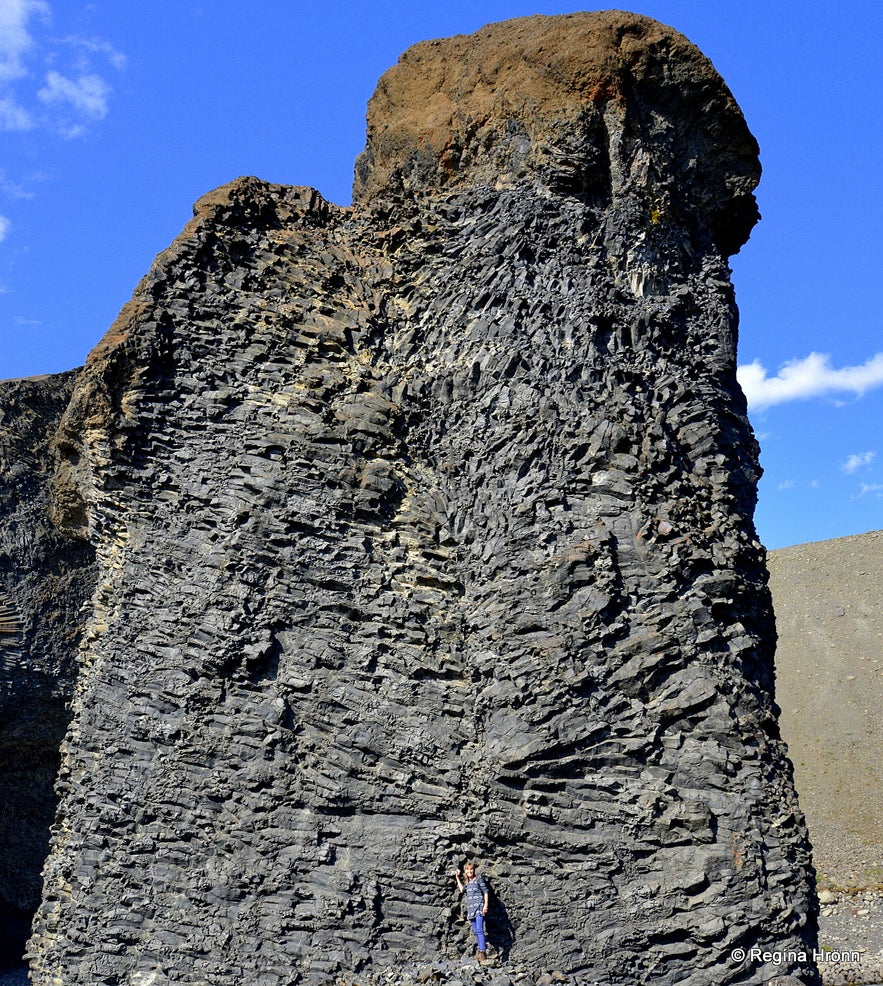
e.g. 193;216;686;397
1;0;881;550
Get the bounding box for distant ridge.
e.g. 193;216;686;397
769;529;883;888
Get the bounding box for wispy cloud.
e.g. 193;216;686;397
0;214;10;242
38;69;109;119
0;1;122;137
62;35;126;71
737;352;883;411
0;0;46;130
0;0;49;83
0;93;30;128
0;168;34;198
842;450;876;474
858;483;883;499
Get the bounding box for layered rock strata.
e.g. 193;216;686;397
13;12;817;985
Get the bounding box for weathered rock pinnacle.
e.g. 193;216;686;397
3;11;818;986
354;11;761;255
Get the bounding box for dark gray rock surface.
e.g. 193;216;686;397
5;12;818;986
0;373;96;961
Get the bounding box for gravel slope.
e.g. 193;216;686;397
769;529;883;985
769;529;883;890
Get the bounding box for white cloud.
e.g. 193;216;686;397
842;451;876;474
0;214;10;242
858;483;883;498
38;69;108;119
63;35;126;71
0;0;49;82
777;480;795;491
737;352;883;411
1;3;122;135
0;168;33;197
0;93;30;128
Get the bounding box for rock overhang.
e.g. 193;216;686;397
353;11;760;255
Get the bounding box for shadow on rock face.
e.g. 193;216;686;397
0;904;31;970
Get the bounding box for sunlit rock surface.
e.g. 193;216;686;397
5;12;817;985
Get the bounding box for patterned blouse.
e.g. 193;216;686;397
463;875;488;919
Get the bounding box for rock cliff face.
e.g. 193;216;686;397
7;12;817;985
0;374;96;960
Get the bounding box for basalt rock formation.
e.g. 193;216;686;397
0;374;96;962
5;11;818;985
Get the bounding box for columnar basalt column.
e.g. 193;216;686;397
22;12;816;986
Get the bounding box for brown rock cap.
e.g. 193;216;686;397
354;10;760;252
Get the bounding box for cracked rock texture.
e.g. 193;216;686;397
7;11;818;986
0;374;96;959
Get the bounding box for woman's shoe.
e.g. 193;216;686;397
477;951;487;963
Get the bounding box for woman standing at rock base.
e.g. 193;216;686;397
455;861;490;962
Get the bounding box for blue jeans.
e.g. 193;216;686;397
470;912;486;952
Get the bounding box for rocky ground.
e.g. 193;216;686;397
816;889;883;985
338;959;575;986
